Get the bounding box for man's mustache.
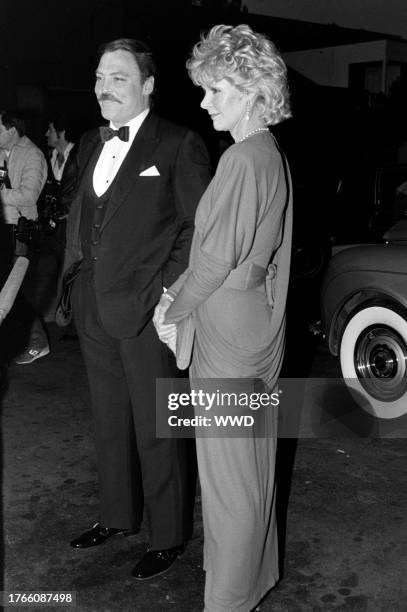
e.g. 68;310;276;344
98;94;122;103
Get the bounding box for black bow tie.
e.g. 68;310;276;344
99;125;130;143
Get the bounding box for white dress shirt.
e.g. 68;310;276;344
93;108;149;197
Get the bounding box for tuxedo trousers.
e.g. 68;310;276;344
73;273;196;549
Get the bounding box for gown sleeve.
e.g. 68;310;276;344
165;147;261;324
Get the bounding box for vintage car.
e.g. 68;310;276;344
320;219;407;419
291;163;407;315
330;163;407;243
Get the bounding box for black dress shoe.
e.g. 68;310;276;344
70;522;135;548
131;543;185;580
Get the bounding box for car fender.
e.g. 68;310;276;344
321;271;407;354
321;244;407;354
328;291;407;355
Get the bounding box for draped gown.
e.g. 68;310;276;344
165;131;293;612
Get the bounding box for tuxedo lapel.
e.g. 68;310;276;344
78;134;103;191
72;132;103;214
100;112;160;231
65;132;102;268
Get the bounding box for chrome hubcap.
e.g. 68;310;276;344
354;325;407;402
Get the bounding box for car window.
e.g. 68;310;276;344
372;165;407;231
378;167;407;202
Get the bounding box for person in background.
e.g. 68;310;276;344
65;38;211;580
45;115;79;339
154;24;293;611
45;116;78;218
0;109;49;365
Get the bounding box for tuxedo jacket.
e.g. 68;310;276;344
59;144;78;217
45;144;78;218
64;111;211;338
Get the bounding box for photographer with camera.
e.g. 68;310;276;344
0;110;49;365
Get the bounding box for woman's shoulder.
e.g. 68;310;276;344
219;132;281;171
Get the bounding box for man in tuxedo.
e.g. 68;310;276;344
66;38;211;579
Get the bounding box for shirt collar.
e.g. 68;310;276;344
52;142;74;159
110;108;149;144
62;141;74;157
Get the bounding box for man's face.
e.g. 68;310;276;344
46;123;60;148
94;49;153;127
0;117;16;150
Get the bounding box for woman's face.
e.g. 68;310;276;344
200;78;247;137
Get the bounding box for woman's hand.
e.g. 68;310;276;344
153;293;173;328
153;294;177;355
159;324;177;355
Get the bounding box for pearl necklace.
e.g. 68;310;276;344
238;127;269;143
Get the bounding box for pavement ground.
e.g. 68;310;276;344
0;265;406;612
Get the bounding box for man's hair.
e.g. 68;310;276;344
49;114;77;143
98;38;156;86
0;110;26;137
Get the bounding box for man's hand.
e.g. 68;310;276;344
153;294;177;355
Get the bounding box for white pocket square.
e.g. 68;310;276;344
139;165;160;176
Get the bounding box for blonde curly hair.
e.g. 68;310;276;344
187;24;291;125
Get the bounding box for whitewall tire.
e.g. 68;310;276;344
340;306;407;419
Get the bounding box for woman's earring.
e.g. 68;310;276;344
246;100;252;120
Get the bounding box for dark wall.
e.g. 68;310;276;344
0;1;250;150
0;1;398;165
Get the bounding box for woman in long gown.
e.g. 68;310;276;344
154;24;293;612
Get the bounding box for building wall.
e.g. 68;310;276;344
387;40;407;62
284;40;388;88
284;39;407;94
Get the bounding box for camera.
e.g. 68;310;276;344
0;162;11;189
15;216;40;244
